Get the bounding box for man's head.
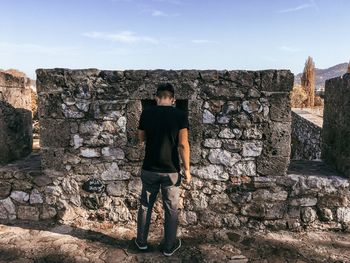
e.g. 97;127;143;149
155;83;176;105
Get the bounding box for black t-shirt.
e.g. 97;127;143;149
138;105;189;173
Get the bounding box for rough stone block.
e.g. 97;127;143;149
323;74;350;178
191;165;229;181
268;92;291;122
106;181;128;196
40;118;71;148
17;206;40;220
0;101;32;165
241;202;286;219
126;100;142;145
40;147;65;172
0;197;16;220
37;92;64;119
262;121;291;157
337;207;350;223
257;155;290;176
0;182;12;198
259;70;294;92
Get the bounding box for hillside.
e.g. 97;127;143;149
294;62;348;90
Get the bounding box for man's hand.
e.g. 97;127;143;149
183;169;192;184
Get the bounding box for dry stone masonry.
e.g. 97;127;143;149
34;68;295;227
1;68;350;233
0;71;32;111
323;73;350;178
291;109;322;160
0;71;32;164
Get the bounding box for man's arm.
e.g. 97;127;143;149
138;129;146;146
178;128;191;183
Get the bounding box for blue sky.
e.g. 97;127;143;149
0;0;349;79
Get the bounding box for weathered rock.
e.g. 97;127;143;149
319;208;333;221
0;101;32;165
80;148;101;158
101;163;131;180
242;100;261;113
40;205;57;220
101;147;125;159
73;134;84;149
301;207;317;223
242;141;263;157
229;161;256;177
218;128;236;139
185;191;208;211
203;139;222;148
10;191;29;203
106;182;128;196
17;206;39;220
0;182;11;198
208;149;241;167
241;203;286;219
180;211;198;225
290;197;317;207
252;188;288;202
62;178;79;195
191;165;229;181
0;197;16;219
30;189;43;204
203;109;215;124
337;207;350;223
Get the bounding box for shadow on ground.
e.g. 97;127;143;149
2;220;348;263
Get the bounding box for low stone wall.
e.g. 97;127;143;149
32;68;296;226
0;154;56;221
291;110;322;160
0;71;32;111
0;101;32;165
1;68;349;232
323;73;350;178
1;155;350;232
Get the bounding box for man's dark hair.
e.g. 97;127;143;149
155;83;175;99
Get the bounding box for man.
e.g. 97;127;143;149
135;83;191;257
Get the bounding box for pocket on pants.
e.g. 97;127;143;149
168;172;181;186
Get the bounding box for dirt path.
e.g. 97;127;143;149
0;221;349;263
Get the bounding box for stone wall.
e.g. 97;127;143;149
323;73;350;178
0;71;32;111
0;71;33;164
0;101;32;165
291;110;322;160
33;68;295;226
1;68;349;232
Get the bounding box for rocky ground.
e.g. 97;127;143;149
0;220;349;263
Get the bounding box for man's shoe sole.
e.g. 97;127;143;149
163;239;181;257
135;239;148;250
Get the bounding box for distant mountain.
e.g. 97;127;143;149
294;62;349;90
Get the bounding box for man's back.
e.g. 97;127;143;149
138;105;188;173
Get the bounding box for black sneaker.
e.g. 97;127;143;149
163;239;181;257
134;239;148;250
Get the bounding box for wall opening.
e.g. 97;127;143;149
141;99;188;114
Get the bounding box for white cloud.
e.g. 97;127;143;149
191;39;219;45
83;31;159;44
279;46;303;52
151;9;179;17
277;0;319;13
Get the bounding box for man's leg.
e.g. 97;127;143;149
136;170;159;245
160;172;180;251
